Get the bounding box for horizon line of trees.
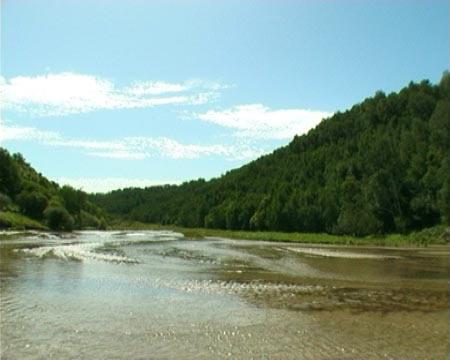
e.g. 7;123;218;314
1;73;448;235
91;73;449;236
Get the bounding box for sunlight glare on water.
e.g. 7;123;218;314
1;230;448;359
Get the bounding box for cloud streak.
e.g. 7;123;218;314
194;104;333;140
0;120;264;161
0;72;224;117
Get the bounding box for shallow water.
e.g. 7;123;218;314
0;230;448;359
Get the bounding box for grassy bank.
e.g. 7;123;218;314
109;220;448;246
0;211;47;230
2;214;446;246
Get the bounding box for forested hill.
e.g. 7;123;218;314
93;73;446;235
0;150;106;230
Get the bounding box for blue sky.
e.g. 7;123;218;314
1;0;448;192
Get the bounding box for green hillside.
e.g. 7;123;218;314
0;150;106;230
91;73;449;236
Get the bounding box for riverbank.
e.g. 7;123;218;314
0;211;46;230
108;220;448;246
1;211;447;246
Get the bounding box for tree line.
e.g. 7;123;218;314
1;73;448;235
91;73;449;236
0;150;106;230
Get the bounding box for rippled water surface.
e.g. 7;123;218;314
1;230;448;359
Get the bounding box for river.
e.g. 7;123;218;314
0;230;448;359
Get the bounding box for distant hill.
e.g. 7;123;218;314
0;150;106;230
90;73;449;236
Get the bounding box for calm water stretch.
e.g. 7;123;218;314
0;230;448;359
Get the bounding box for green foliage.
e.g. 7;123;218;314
0;211;46;230
334;175;383;236
91;73;449;236
78;210;106;229
0;148;106;230
0;193;12;211
0;148;21;196
60;185;87;215
204;205;226;229
16;191;48;219
44;206;74;231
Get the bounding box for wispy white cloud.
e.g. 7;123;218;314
120;137;260;160
0;122;59;142
124;81;188;96
0;119;265;161
0;72;225;117
124;79;230;96
55;177;182;193
85;150;147;160
193;104;333;140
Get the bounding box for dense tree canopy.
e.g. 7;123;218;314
0;150;106;230
91;73;449;236
0;149;21;197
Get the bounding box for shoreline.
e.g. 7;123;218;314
106;221;448;247
1;213;447;247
